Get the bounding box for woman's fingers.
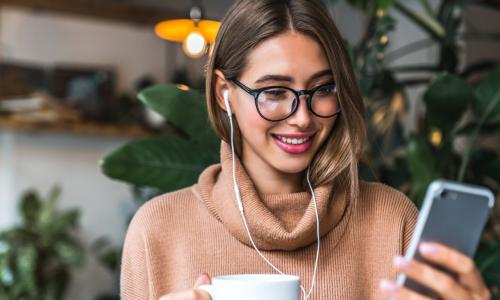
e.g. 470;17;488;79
418;242;490;298
159;289;211;300
158;273;212;300
380;243;490;300
393;255;470;300
193;273;212;288
379;279;433;300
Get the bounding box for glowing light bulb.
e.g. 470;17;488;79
183;31;207;58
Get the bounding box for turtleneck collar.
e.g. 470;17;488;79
194;141;354;251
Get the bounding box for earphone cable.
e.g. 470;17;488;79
226;104;320;300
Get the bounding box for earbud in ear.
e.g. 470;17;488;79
223;89;232;116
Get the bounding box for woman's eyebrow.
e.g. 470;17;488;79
254;69;332;84
254;74;292;84
309;69;333;82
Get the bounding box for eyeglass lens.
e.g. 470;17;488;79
257;85;338;121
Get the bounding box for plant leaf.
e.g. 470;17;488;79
473;64;500;124
15;246;37;296
0;257;14;287
54;238;84;267
138;84;218;145
406;134;440;206
19;191;41;227
456;121;500;136
376;0;398;10
53;210;80;234
424;72;473;133
346;0;397;11
394;2;445;41
100;137;219;192
468;150;500;184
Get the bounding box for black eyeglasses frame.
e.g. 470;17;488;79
230;78;341;122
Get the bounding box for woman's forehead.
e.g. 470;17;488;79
240;31;332;84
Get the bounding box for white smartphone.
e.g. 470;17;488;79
396;179;495;298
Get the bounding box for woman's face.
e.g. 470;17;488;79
221;31;339;175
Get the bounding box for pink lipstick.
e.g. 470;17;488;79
271;132;316;154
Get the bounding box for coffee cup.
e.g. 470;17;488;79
197;274;300;300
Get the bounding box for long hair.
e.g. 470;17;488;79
205;0;366;200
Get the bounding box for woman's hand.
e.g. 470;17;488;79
159;273;212;300
379;242;491;299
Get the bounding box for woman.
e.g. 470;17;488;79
121;0;491;299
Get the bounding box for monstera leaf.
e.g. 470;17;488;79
101;84;220;192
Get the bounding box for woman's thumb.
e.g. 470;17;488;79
194;272;212;288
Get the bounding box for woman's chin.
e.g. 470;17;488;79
272;159;311;175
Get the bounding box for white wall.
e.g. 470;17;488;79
0;5;172;93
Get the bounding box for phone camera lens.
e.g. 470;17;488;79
439;190;448;199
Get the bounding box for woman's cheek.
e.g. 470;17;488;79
237;107;273;141
317;120;336;144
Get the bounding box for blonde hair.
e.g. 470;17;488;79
205;0;366;200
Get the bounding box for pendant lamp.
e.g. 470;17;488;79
155;5;221;58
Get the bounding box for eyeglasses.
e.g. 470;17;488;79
231;79;341;122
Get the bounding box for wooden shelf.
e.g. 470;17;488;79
0;0;178;25
0;118;153;139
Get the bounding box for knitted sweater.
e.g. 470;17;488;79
121;141;418;299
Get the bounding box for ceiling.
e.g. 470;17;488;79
122;0;234;20
0;0;234;25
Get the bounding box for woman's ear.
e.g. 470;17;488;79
213;69;232;113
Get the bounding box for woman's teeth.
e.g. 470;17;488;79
276;135;311;145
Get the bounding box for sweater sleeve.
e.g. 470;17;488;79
120;208;150;300
402;201;419;254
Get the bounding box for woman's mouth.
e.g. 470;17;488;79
271;133;316;154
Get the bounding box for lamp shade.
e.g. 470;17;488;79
198;20;221;44
155;19;220;44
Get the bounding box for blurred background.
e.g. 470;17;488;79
0;0;499;299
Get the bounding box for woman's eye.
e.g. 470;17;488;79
262;89;289;100
316;84;335;95
264;89;286;95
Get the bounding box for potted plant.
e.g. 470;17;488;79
0;186;84;300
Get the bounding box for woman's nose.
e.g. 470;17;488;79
286;95;313;129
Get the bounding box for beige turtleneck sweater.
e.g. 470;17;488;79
121;141;418;299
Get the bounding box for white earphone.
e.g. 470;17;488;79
222;89;320;300
223;89;232;116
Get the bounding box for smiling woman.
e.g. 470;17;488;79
210;31;346;194
120;0;491;300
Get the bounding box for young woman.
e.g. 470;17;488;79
121;0;491;299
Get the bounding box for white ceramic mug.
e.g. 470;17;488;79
197;274;301;300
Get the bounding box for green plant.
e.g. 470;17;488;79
100;85;219;193
0;186;84;300
91;237;121;300
328;0;500;295
338;0;500;202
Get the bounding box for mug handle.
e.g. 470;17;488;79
197;284;214;299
